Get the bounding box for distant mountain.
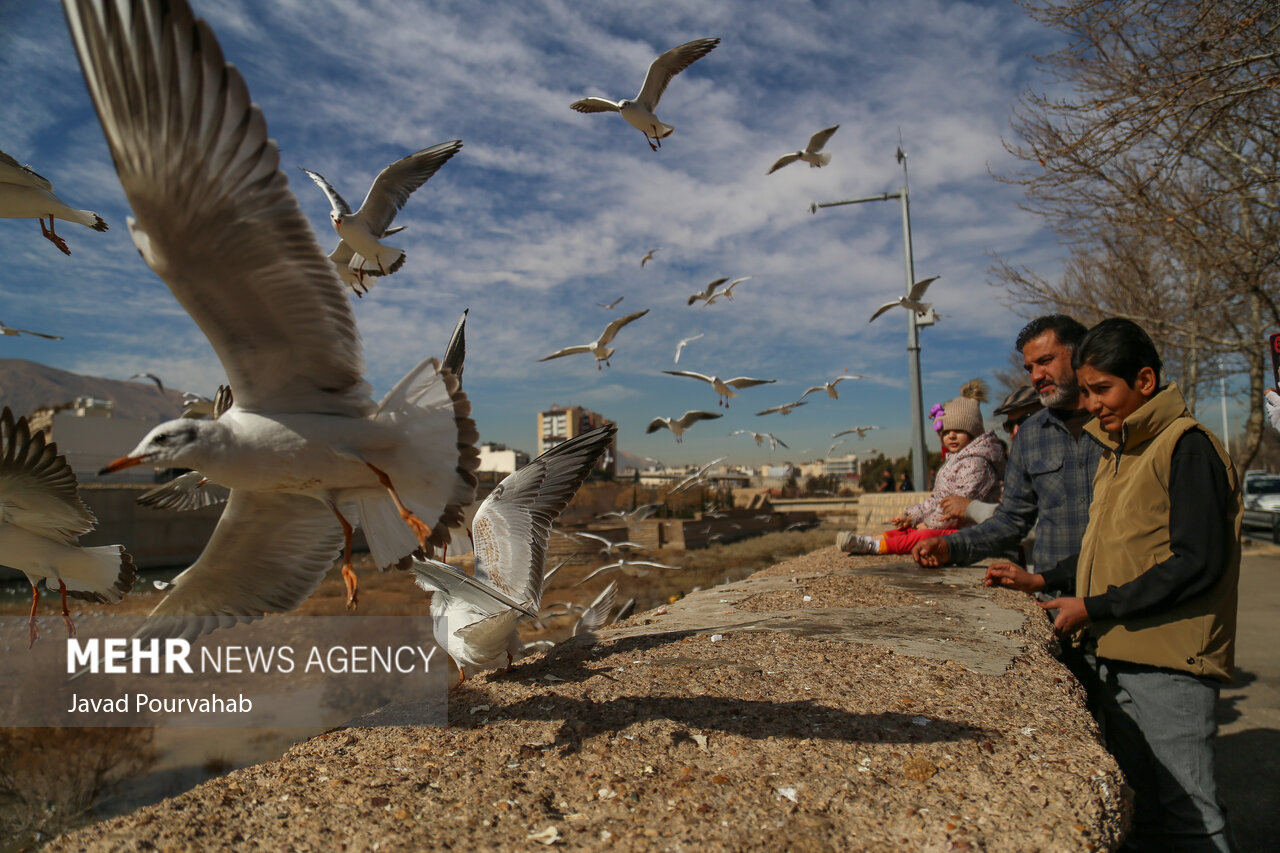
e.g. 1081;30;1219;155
0;359;186;421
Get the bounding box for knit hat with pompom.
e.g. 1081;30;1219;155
939;378;988;438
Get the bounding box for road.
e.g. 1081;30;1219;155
1218;544;1280;853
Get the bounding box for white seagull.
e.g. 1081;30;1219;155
597;296;625;309
730;429;788;451
703;276;751;305
661;369;776;407
572;529;645;557
767;125;840;174
640;248;658;267
0;408;135;647
0;320;62;340
646;410;722;442
539;309;649;369
687;276;730;306
571;580;619;638
68;0;480;637
832;425;882;439
755;400;808;416
799;374;863;400
570;37;720;151
302;140;463;293
576;557;684;586
0;148;108;255
412;425;615;684
665;457;725;496
597;502;663;523
868;276;939;323
673;333;704;363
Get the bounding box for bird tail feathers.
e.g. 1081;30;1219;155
52;545;135;604
809;152;832;167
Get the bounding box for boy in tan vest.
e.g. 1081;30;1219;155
986;318;1239;852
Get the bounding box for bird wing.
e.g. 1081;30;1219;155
129;372;164;393
136;471;230;511
328;239;355;268
767;153;802;174
11;326;63;340
645;418;672;434
575;562;622;586
538;344;594;361
471;425;615;606
806;125;840;153
572;580;618;637
441;308;468;381
0;149;53;191
868;300;900;323
676;410;722;428
570;97;622;114
300;168;352;215
598;308;650;345
127;491;344;643
662;369;714;385
771;434;789;448
0;407;96;541
635;37;720;111
65;0;372;417
411;558;537;619
352;140;463;234
831;429;857;439
798;386;825;399
908;275;940;301
628;560;682;571
725;377;776;389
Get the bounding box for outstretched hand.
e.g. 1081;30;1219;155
912;536;949;567
1039;597;1090;634
983;562;1045;594
939;495;971;524
889;514;913;530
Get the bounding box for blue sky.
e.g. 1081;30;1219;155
1;0;1074;467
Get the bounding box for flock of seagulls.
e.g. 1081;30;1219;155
0;0;942;681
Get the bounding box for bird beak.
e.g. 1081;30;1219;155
99;455;145;475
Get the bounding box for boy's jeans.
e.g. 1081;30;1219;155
1095;657;1231;853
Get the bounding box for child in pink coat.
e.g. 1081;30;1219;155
837;380;1005;555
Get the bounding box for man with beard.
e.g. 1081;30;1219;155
912;315;1104;598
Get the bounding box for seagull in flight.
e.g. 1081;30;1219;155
0;408;135;647
576;557;684;586
868;276;939;324
1;149;108;256
571;530;645;557
570;38;720;151
756;400;808;417
832;425;882;439
703;277;751;305
597;502;663;523
663;370;775;407
665;457;725;495
767;125;840;174
640;248;658;267
0;320;62;340
301;140;462;293
687;277;728;306
413;425;615;684
673;333;704;363
799;374;863;400
597;296;625;309
646;410;722;442
730;429;788;451
128;372;165;393
68;0;480;637
539;309;649;369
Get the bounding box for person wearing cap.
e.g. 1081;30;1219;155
836;379;1005;555
940;384;1044;527
911;315;1105;598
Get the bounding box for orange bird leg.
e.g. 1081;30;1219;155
328;504;359;610
366;462;432;552
40;217;71;255
57;579;76;637
27;583;41;648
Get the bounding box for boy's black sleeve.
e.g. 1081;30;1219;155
1083;429;1231;622
1039;553;1078;595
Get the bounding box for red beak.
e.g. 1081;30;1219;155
99;456;144;476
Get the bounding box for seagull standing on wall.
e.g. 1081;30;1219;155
0;149;108;255
570;38;720;151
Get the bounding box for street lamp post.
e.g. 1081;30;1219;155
810;147;928;490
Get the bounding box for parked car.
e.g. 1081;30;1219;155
1242;471;1280;544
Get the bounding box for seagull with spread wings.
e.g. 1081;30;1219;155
687;276;728;306
868;276;939;323
0;408;135;647
646;410;722;442
755;400;808;416
799;374;863;400
730;429;788;451
662;369;775;407
767;125;840;174
68;0;480;639
412;425;615;684
832;425;882;439
597;296;625;309
673;333;704;363
570;38;720;151
576;557;684;587
0;320;62;340
640;248;658;267
539;309;649;369
0;148;108;255
301;140;462;293
703;276;751;305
